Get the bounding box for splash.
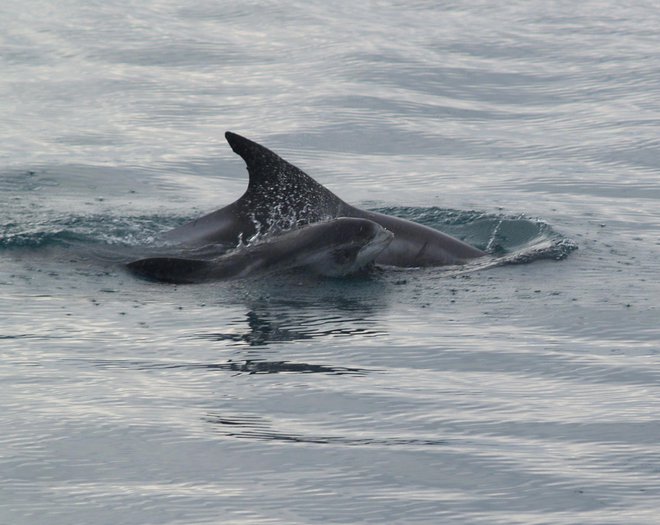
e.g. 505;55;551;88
0;213;184;250
1;207;576;267
372;207;577;265
237;203;334;249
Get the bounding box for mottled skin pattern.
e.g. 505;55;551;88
164;132;486;267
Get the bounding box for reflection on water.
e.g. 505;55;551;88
194;307;387;347
92;358;369;376
205;412;448;447
209;360;369;376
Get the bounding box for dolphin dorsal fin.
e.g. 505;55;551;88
225;132;346;222
225;131;309;187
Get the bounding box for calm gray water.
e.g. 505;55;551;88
2;1;660;524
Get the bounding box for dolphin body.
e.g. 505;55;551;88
163;132;485;267
128;217;393;283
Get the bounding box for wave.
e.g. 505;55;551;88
0;207;576;266
0;213;185;250
373;207;577;265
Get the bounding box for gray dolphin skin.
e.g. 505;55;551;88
128;218;393;283
163;132;486;267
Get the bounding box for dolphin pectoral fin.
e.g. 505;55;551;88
126;257;213;284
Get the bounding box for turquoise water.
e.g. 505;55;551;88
2;1;660;524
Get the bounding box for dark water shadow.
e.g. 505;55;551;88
88;357;371;376
191;286;390;347
205;412;449;448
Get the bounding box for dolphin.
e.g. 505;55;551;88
128;217;393;283
163;132;486;266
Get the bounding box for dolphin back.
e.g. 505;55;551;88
128;218;391;283
159;132;486;267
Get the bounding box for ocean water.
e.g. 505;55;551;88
2;1;660;524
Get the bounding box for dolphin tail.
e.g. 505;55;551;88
126;257;214;284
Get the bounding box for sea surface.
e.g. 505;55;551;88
2;1;660;524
